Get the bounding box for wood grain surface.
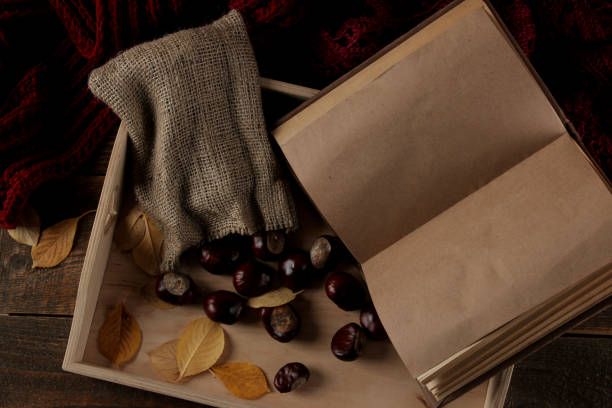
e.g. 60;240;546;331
504;337;612;408
0;210;96;316
0;315;204;408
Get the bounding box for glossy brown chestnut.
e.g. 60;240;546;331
274;362;310;393
278;250;312;291
260;304;300;343
203;290;246;324
251;230;286;261
325;271;365;311
310;235;347;270
331;323;366;361
155;272;198;305
232;259;274;297
360;305;388;340
199;235;247;275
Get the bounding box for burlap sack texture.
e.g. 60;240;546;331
89;10;298;271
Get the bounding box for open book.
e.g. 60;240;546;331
272;0;612;406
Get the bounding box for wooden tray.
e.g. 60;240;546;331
63;94;512;408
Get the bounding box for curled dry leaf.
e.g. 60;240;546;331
98;302;142;367
31;210;95;268
177;317;225;379
114;206;145;251
140;279;175;310
212;362;270;400
132;215;164;276
148;339;180;382
247;287;303;309
7;204;41;246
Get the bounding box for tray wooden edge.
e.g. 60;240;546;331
63;123;128;369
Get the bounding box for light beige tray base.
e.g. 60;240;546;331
63;118;510;408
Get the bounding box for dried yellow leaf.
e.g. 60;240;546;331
247;287;303;308
212;362;270;400
98;302;142;367
7;204;41;246
177;317;225;379
132;215;164;276
140;279;175;310
31;210;94;268
114;206;145;251
148;339;180;382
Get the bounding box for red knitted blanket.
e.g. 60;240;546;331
1;0;610;228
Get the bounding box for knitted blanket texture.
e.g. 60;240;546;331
1;0;610;228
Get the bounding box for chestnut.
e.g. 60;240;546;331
325;271;365;311
199;235;247;275
260;304;300;342
203;290;246;324
155;272;198;305
278;250;312;291
274;362;310;393
331;323;366;361
360;305;388;340
251;230;285;261
310;235;347;270
233;259;274;297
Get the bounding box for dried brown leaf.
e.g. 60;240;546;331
140;279;175;310
98;302;142;366
148;339;180;382
212;362;270;400
247;287;303;308
177;317;225;379
132;214;164;276
114;206;145;251
31;210;94;268
7;204;41;246
132;215;164;276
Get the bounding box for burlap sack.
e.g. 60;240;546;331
88;10;297;271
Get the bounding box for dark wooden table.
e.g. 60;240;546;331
1;120;611;408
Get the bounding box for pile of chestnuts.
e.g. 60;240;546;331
153;231;387;394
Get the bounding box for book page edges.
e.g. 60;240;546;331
439;296;612;407
362;134;612;377
422;265;612;399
